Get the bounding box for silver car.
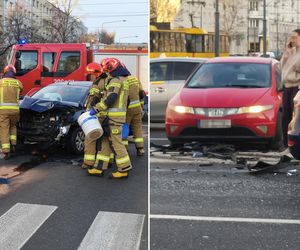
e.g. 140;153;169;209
150;57;207;123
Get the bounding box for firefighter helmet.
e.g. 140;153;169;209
85;62;103;76
101;58;120;72
3;64;16;74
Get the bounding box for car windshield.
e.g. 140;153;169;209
31;85;89;105
186;62;271;88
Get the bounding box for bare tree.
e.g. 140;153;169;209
48;0;82;43
4;2;45;44
98;29;115;44
220;0;247;47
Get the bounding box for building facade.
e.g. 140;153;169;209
168;0;299;54
0;0;87;43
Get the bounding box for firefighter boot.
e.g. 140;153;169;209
137;148;145;156
110;171;129;179
81;163;91;169
87;168;104;176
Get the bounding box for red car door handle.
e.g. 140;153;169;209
155;87;166;93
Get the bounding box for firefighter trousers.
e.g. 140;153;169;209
83;137;97;167
96;124;132;172
0;109;19;153
125;111;144;149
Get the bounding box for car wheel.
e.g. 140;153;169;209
68;127;85;154
269;111;283;150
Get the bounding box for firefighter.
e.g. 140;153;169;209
0;65;23;159
122;64;145;156
88;58;132;179
81;62;108;169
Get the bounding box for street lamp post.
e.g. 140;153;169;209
101;20;126;32
200;1;206;28
215;0;220;57
119;36;138;44
263;0;267;57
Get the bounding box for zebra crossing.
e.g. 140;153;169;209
0;203;145;250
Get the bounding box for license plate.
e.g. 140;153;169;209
199;120;231;128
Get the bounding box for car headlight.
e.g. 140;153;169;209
173;105;194;114
238;105;273;114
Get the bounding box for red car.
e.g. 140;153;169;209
165;57;283;149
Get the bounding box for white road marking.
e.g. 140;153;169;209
0;203;57;250
78;211;145;250
150;138;168;141
150;214;300;225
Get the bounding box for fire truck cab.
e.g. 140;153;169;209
7;43;148;96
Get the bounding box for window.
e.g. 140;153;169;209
57;52;80;75
173;62;199;80
249;19;259;27
187;63;271;88
150;62;171;81
42;52;56;76
15;51;38;75
250;1;258;11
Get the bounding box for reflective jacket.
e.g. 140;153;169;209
85;76;108;110
126;76;144;115
95;76;129;123
0;77;23;110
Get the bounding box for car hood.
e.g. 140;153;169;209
178;87;271;108
20;96;80;113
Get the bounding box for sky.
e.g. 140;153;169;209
70;0;149;43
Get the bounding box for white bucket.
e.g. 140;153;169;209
78;111;103;140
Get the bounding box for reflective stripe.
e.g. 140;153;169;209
2;143;10;149
96;154;110;162
108;112;126;117
84;154;95;161
110;153;114;159
128;101;141;109
116;155;130;165
0;106;19;110
10;135;17;141
134;138;144;143
107;82;121;89
122;140;129;145
90;88;100;95
119;90;124;108
108;108;126;117
108;108;126;112
0;103;18;106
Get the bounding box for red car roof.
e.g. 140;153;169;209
207;56;274;64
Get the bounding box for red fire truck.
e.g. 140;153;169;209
7;43;148;96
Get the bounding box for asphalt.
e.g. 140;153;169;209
0;131;148;250
150;129;300;250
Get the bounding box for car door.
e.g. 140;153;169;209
166;61;200;103
150;61;172;122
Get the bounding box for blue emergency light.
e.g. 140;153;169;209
18;38;28;45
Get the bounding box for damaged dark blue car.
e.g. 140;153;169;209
18;81;91;154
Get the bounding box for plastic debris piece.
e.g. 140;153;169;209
192;152;203;158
